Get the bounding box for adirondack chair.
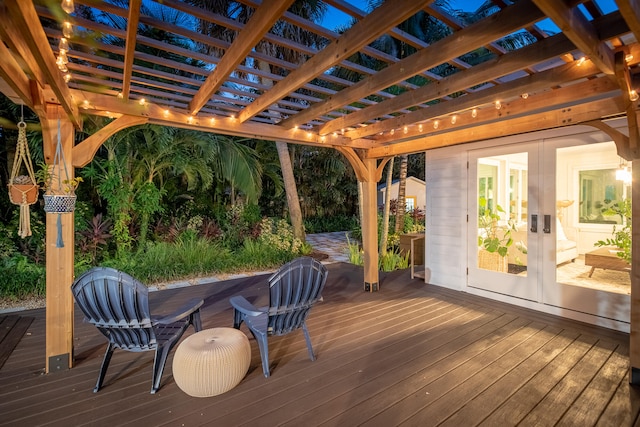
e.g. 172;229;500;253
230;257;328;377
71;267;203;394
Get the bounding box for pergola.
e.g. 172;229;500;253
1;0;640;381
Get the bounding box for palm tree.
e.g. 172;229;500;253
91;124;262;252
187;0;329;242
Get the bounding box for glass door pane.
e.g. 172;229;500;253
468;144;538;302
543;141;630;323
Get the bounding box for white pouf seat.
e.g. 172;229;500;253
173;327;251;397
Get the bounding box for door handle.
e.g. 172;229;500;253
530;214;537;233
543;214;551;234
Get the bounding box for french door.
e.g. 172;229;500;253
467;143;540;301
468;139;630;325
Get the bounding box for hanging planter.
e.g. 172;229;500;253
43;193;77;213
37;119;82;247
7;120;39;238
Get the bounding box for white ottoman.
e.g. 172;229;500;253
173;327;251;397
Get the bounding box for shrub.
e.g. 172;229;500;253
0;255;45;299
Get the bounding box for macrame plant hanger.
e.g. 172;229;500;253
8;105;38;238
45;118;74;248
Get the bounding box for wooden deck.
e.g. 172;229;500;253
1;263;639;426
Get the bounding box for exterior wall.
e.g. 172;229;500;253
424;147;467;289
423;119;630;331
377;177;426;210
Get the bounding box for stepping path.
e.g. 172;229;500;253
306;231;351;264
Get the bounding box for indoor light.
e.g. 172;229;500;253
616;158;632;183
61;0;75;14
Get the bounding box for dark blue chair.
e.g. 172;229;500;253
230;257;328;377
71;267;203;394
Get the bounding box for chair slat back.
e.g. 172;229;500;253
72;267;157;350
267;257;327;336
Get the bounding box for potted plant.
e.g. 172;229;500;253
36;162;83;213
477;197;516;272
595;198;631;263
9;174;39;205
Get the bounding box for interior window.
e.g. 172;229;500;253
579;168;629;225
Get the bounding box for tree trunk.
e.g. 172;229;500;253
395;154;408;234
276;140;305;240
256;59;305;241
380;157;395;255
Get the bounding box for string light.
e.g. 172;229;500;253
61;0;75;14
63;73;71;83
626;54;634;63
403;126;408;134
471;108;478;118
630;90;639;102
495;100;502;110
210;117;215;125
187;116;193;123
58;37;69;53
450;115;457;125
521;93;529;99
117;92;123;98
390;128;395;135
138;98;146;105
82;99;89;109
62;21;73;38
433;120;439;129
577;56;586;66
418;124;423;132
163;109;169;117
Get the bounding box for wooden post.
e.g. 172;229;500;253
631;161;640;383
42;106;75;373
361;158;379;292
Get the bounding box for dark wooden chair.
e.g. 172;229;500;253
230;257;328;377
71;267;203;394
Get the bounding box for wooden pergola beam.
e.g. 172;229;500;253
3;0;81;128
320;32;576;136
72;115;149;167
74;90;374;149
188;0;296;115
121;0;142;100
288;0;545;132
616;0;640;42
366;96;625;158
237;0;434;124
532;0;615;75
350;59;607;141
613;50;640;153
0;38;35;110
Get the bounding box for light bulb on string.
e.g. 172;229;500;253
62;21;73;38
471;108;478;118
61;0;75;14
63;73;71;83
59;37;69;53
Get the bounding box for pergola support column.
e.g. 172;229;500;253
42;105;75;373
361;158;379;292
631;160;640;384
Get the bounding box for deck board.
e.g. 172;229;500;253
0;263;638;426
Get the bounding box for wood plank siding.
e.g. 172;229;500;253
0;263;637;426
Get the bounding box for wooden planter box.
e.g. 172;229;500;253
478;249;508;273
8;184;39;205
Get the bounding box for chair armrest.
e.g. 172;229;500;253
230;295;264;317
154;298;204;325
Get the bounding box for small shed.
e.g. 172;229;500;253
377;176;426;211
